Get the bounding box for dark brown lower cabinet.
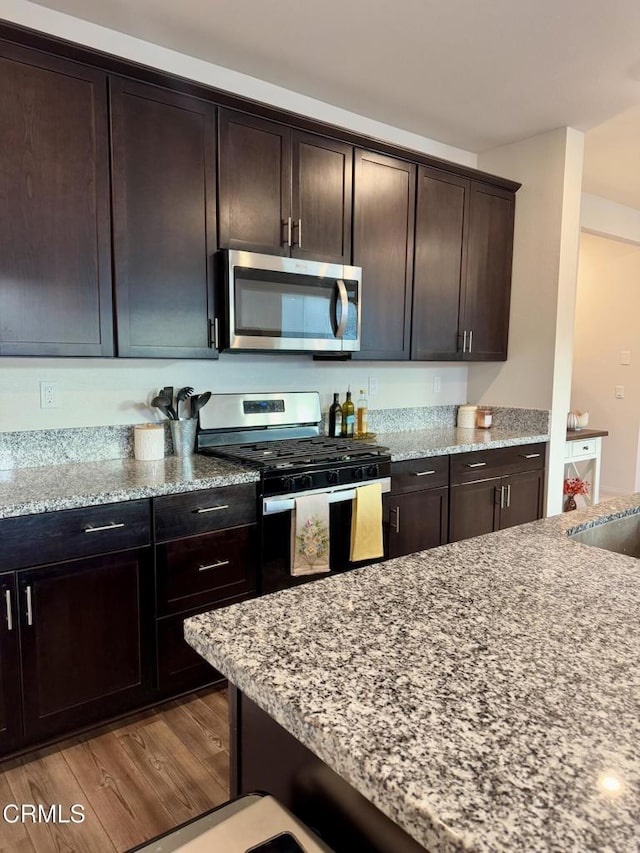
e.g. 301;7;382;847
499;469;545;530
384;488;448;559
0;573;22;754
17;549;153;743
449;469;545;543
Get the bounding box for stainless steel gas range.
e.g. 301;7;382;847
197;392;391;594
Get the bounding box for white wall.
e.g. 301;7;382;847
581;194;640;245
467;127;585;516
0;357;468;432
0;0;476;434
572;232;640;495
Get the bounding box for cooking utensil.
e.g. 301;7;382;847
160;386;177;420
176;386;194;419
190;391;211;419
151;394;173;419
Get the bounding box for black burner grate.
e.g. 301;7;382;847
203;436;386;469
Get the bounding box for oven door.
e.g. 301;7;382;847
260;480;390;595
225;250;361;353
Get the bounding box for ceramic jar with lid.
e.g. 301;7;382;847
476;406;493;429
457;404;478;429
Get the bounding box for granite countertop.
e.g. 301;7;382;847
380;426;549;461
185;494;640;853
0;455;259;519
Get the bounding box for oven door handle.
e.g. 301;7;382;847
335;279;348;339
263;477;391;516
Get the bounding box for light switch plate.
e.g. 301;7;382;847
615;385;624;399
621;351;631;365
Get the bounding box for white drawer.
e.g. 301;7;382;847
571;438;597;458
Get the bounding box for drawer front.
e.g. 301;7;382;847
154;484;257;542
391;456;448;493
571;438;597;458
450;443;546;484
0;500;151;571
156;524;258;616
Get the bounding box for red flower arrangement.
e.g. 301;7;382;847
563;477;590;496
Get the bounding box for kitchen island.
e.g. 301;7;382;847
185;495;640;852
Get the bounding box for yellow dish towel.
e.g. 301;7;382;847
350;482;384;562
291;493;331;576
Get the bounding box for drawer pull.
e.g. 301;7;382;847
25;585;33;627
194;505;229;514
414;470;436;477
520;453;541;459
84;522;126;533
199;560;230;572
5;590;13;632
466;462;486;468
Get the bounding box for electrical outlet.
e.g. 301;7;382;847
368;377;379;397
433;376;442;393
621;351;631;365
615;385;624;399
40;381;57;409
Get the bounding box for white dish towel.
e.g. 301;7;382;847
290;493;331;576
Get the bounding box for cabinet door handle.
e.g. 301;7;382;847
466;462;486;468
462;330;467;353
5;590;13;632
25;585;33;627
84;522;125;533
498;485;505;509
283;217;293;248
506;484;511;508
469;329;473;353
199;560;230;572
194;505;229;514
414;470;436;477
391;505;400;534
296;218;302;249
520;453;541;459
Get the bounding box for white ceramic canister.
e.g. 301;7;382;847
134;423;165;460
457;404;478;429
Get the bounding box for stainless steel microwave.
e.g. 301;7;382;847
219;250;362;353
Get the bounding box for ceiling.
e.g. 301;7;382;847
28;0;640;207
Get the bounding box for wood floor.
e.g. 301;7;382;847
0;687;230;853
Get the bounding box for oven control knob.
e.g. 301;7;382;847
281;476;295;491
367;463;379;478
299;474;313;490
327;470;339;485
352;467;364;481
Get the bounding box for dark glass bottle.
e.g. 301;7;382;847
328;393;343;437
341;390;355;438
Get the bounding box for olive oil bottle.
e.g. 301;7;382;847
341;389;355;438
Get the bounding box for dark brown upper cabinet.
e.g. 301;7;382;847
412;167;468;360
353;150;415;360
0;43;113;356
218;109;352;263
461;182;515;361
110;78;217;358
412;169;515;362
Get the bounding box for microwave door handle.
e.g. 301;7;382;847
335;279;348;339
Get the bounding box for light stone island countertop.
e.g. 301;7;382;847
0;455;259;519
378;426;549;461
185;494;640;853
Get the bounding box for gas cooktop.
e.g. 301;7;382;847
200;435;387;470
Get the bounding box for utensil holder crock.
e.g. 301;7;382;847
170;419;197;457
